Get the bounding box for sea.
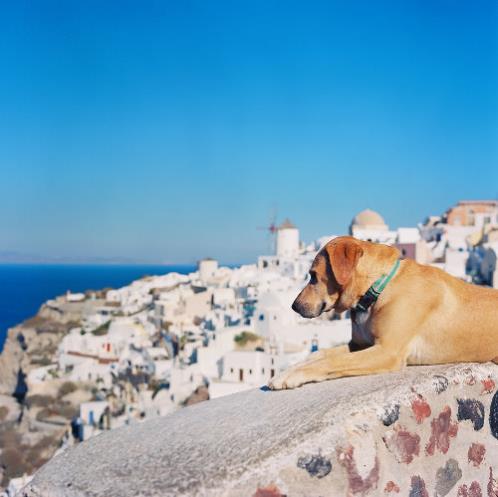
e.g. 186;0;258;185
0;264;196;352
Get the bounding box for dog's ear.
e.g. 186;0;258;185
325;239;364;286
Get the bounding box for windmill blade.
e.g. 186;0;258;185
257;206;280;253
270;205;278;234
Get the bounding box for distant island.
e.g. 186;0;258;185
0;250;161;265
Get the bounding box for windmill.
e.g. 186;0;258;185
257;207;278;254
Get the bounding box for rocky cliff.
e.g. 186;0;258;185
0;308;82;488
0;306;78;396
21;362;498;497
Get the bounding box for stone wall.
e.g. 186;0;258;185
21;363;498;497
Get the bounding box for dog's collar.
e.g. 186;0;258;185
353;259;401;313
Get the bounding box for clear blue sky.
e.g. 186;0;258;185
0;1;497;264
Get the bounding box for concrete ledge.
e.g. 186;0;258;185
21;363;498;497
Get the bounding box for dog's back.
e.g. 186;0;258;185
397;258;498;364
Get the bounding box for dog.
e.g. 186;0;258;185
268;235;498;390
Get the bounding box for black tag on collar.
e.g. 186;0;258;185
354;287;380;313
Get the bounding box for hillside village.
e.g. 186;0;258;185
1;200;498;494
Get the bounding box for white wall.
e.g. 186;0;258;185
199;259;218;282
276;228;299;258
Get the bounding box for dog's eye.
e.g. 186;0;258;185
309;272;317;284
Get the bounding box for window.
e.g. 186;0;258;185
271;358;274;365
259;314;265;321
262;368;265;374
230;368;234;374
249;369;252;375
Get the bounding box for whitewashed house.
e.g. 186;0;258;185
209;350;281;399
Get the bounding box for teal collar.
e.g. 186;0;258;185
353;259;401;313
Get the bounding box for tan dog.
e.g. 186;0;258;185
268;236;498;390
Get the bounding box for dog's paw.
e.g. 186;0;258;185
268;370;307;390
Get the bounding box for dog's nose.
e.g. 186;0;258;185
291;301;299;313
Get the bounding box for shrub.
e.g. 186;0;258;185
91;321;111;336
31;356;53;366
234;331;260;347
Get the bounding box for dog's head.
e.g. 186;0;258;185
292;236;364;318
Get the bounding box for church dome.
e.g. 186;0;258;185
350;209;388;231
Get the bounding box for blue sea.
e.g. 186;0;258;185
0;264;196;352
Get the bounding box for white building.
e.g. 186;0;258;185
198;258;218;283
255;289;351;352
66;291;85;302
276;219;300;259
350;209;397;244
209;350;282;399
257;219;309;279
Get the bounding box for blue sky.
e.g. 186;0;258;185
0;1;497;264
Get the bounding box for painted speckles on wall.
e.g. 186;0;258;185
383;425;420;464
408;475;429;497
433;375;449;395
258;371;497;497
481;378;495;395
435;459;462;497
457;399;485;431
380;403;400;426
411;395;432;424
252;485;286;497
468;443;486;467
426;406;458;455
337;445;379;496
296;453;332;479
457;481;482;497
384;481;400;493
489;467;498;497
489;390;498;439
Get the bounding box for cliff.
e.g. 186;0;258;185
0;307;78;396
0;309;84;488
21;362;498;497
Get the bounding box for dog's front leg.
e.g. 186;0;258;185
268;344;405;390
268;344;351;390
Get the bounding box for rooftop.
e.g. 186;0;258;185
278;218;296;230
351;208;387;229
